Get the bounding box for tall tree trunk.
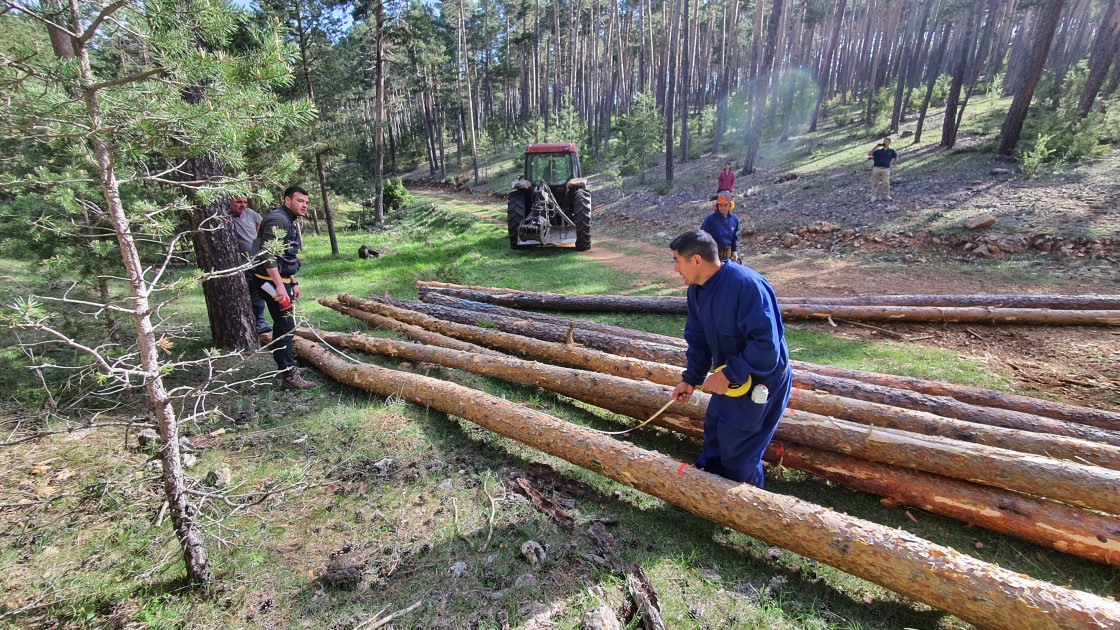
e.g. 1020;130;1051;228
999;0;1066;154
914;23;951;143
293;9;324;238
941;5;978;147
743;0;785;174
374;0;386;224
1077;0;1120;116
678;0;691;163
460;1;480;183
69;6;209;584
809;0;848;132
664;0;681;183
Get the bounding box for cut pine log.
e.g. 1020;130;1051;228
417;291;1120;432
782;304;1120;326
312;313;1120;470
415;283;1120;325
293;336;1120;630
417;282;1120;311
341;295;1120;448
361;294;689;364
789;388;1120;470
330;296;683;385
418;291;688;349
781;293;1120;310
791;360;1120;432
415;283;688;313
793;371;1120;448
303;329;1120;516
761;442;1120;567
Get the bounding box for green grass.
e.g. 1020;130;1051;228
0;194;1114;630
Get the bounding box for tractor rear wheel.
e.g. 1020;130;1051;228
507;193;527;249
574;189;592;251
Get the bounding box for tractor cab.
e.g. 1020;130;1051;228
507;143;591;251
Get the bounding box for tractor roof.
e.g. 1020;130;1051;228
526;143;579;154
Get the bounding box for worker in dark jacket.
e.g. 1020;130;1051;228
700;191;740;263
669;230;792;487
252;186;315;390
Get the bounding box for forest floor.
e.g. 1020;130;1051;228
407;131;1120;412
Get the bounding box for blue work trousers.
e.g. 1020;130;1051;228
696;368;792;488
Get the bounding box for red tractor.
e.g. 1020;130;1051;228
507;143;591;251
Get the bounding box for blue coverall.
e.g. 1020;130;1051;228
682;262;792;487
699;210;740;255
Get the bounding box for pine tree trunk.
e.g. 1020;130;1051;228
374;0;386;224
1077;0;1120;116
73;27;209;585
999;0;1066;154
664;0;680;183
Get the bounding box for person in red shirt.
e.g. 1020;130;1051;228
717;162;735;193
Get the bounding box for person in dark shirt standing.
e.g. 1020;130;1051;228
669;230;792;488
252;186;315;390
226;196;270;334
700;191;740;263
868;137;899;202
717;161;735;194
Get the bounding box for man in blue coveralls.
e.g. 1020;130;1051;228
700;191;740;263
669;230;792;487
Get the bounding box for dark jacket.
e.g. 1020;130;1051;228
254;207;302;277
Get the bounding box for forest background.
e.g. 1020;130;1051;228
1;0;1119;627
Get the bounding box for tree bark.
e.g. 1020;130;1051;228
363;296;688;363
419;281;1120;310
780;303;1120;325
793;371;1120;448
412;283;1120;326
327;296;685;387
789;388;1120;470
293;337;1120;629
374;0;386;224
998;0;1066;154
71;11;209;584
664;0;680;183
350;294;1120;446
791;360;1120;431
303;325;1120;566
766;442;1120;567
1077;0;1120;116
809;0;848;132
305;325;1120;515
186;191;258;352
418;291;688;348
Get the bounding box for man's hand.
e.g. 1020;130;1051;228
274;284;290;305
671;382;695;403
701;370;730;395
291;284;301;300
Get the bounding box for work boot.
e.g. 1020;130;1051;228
281;370;316;390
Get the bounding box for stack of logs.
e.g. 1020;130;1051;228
291;283;1120;629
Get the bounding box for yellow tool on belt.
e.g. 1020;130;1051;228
713;364;751;397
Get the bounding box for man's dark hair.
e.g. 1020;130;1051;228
670;230;718;264
283;186;308;200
